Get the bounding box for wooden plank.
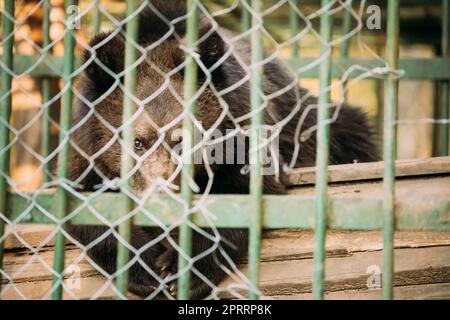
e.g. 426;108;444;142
256;230;450;263
0;246;112;299
1;247;96;285
5;227;450;262
271;283;450;300
2;229;450;299
1;274;142;300
218;246;450;298
287;156;450;186
1;275;115;300
0;246;141;300
3;225;55;250
290;176;450;199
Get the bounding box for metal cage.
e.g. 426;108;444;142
0;0;449;300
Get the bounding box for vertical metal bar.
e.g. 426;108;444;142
439;0;449;156
0;0;15;294
177;0;198;300
340;1;352;102
382;0;400;301
290;0;299;58
92;0;101;35
41;0;52;183
312;0;332;300
339;3;351;57
242;0;250;33
115;0;139;298
51;0;77;300
375;46;384;143
247;0;264;300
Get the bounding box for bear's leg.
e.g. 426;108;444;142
68;225;165;298
154;228;248;299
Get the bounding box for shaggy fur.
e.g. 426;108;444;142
67;1;378;299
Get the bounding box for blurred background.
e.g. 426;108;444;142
0;0;448;191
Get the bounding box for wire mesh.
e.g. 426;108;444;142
0;0;446;300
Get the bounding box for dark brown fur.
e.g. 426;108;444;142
67;1;378;299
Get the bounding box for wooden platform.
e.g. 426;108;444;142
2;225;450;300
1;158;450;300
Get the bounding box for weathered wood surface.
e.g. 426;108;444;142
289;175;450;200
272;283;450;300
3;224;55;250
2;172;449;299
220;242;450;299
287;156;450;186
2;226;450;300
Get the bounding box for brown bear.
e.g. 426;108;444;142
67;1;378;299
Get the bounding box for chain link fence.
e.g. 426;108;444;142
0;0;448;300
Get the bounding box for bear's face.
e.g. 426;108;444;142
77;30;226;194
82;56;184;193
131;82;185;194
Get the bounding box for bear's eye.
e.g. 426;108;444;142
171;133;183;144
134;138;144;151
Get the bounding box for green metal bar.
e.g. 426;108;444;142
177;0;198;300
339;3;352;57
51;0;77;300
242;0;251;32
0;0;15;296
290;0;299;58
375;46;384;144
7;55;450;80
115;0;139;299
287;57;450;80
439;0;449;156
382;0;400;300
340;1;352;101
92;0;101;35
41;0;52;183
247;0;264;300
313;0;333;300
7;192;450;231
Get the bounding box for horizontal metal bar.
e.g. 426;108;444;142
218;0;443;5
8;55;75;77
287;57;450;80
7;55;450;80
7;192;450;231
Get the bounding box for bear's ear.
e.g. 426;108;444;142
179;29;226;84
198;31;226;71
82;32;125;93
